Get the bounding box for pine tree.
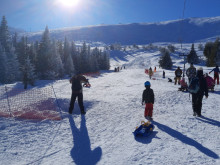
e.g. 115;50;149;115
187;44;199;64
0;16;10;52
0;44;7;83
21;56;36;89
63;37;75;76
159;48;173;69
37;26;52;79
50;40;64;78
204;42;214;66
16;36;28;66
5;46;21;83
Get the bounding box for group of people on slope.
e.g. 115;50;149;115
68;64;219;120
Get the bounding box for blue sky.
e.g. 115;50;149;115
1;0;220;32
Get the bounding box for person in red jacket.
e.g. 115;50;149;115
209;65;220;85
142;81;155;121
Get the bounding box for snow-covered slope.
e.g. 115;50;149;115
0;42;220;165
25;16;220;44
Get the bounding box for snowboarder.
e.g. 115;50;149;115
154;67;156;72
174;67;182;85
191;67;208;117
69;74;88;115
148;67;153;79
186;63;196;83
142;81;155;121
209;65;220;85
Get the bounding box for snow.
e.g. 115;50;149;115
1;43;220;165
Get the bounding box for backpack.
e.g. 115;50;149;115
71;78;82;91
188;77;200;94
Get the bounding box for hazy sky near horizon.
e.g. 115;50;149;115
1;0;220;32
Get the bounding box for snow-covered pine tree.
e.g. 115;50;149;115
159;48;173;69
28;42;38;70
90;47;99;72
0;16;10;52
37;26;52;79
0;44;7;83
50;40;64;78
21;56;36;89
63;37;75;76
204;42;215;67
16;36;28;66
5;46;21;83
187;44;199;64
80;42;89;73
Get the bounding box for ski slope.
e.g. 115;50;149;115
0;44;220;165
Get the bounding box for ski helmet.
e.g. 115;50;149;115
144;81;151;86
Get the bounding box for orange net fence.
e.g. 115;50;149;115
0;86;62;121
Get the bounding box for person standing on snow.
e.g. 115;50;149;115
69;74;88;115
142;81;155;121
186;63;197;83
191;67;208;117
148;67;153;79
209;65;220;85
174;67;182;85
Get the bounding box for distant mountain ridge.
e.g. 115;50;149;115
25;16;220;45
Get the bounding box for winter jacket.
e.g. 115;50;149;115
142;87;154;104
196;70;208;97
175;68;182;77
210;67;220;74
186;66;196;79
70;75;88;93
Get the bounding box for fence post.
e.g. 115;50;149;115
5;86;12;117
51;85;63;119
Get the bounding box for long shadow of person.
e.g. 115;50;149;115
196;116;220;127
69;115;102;165
153;121;219;159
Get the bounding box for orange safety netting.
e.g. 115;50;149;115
0;86;61;121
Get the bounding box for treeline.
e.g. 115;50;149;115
0;16;110;85
203;38;220;67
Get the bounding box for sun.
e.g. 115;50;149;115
57;0;80;8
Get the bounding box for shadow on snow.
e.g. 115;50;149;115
153;121;219;159
69;115;102;165
196;116;220;127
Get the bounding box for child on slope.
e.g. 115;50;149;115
142;81;155;121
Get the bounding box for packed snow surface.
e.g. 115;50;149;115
0;43;220;165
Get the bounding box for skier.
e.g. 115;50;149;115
69;74;88;115
186;63;196;83
142;81;155;121
191;67;208;117
209;65;220;85
154;67;156;72
174;67;182;85
148;67;153;79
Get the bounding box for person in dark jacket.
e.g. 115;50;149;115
186;63;196;83
209;65;220;85
192;67;208;117
142;81;155;121
175;67;182;85
69;74;88;115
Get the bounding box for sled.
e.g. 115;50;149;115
133;121;154;137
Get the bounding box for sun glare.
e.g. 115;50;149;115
58;0;80;8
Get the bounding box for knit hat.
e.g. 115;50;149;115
198;67;203;71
